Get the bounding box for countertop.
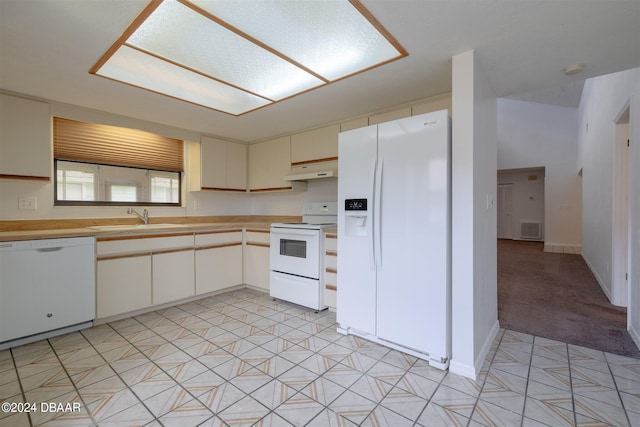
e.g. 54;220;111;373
0;216;300;242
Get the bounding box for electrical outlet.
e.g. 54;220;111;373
193;199;202;210
19;197;37;210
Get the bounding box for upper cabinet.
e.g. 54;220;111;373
195;136;246;192
291;124;339;165
340;117;369;133
368;107;412;125
411;93;452;116
249;136;305;192
0;94;51;180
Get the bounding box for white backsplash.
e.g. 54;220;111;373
0;174;336;220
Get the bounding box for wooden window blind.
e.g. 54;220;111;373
53;117;183;172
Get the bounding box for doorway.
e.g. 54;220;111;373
497;168;545;241
612;104;630;307
497;183;513;239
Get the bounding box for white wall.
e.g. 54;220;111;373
0;100;259;220
0;99;337;220
250;179;337;215
450;50;499;379
2;92;448;221
497;170;545;240
578;68;640;343
497;99;581;248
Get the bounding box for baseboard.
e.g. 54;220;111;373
629;323;640;352
544;244;582;254
475;320;500;374
94;284;249;325
0;321;93;351
450;319;500;380
449;359;477;379
581;253;612;302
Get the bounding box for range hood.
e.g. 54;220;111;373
284;160;338;181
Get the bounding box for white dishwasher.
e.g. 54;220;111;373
0;236;95;347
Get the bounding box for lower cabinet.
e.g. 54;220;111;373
97;254;152;319
324;232;338;310
244;229;270;291
153;249;195;305
95;228;271;320
195;230;244;295
195;245;243;294
96;233;193;320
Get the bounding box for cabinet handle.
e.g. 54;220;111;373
46;313;53;318
36;247;63;253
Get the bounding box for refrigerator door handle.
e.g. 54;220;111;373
374;158;383;270
370;158;378;270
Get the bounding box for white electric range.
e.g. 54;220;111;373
270;202;337;310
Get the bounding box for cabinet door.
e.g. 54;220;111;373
248;136;291;191
291;124;339;165
153;249;195;305
226;141;246;190
97;255;151;319
195;244;243;294
340;117;368;133
368;107;411;125
0;94;51;180
201;136;227;189
201;137;246;191
244;244;270;291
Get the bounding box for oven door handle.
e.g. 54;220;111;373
270;229;319;238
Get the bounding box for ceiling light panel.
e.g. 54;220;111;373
128;0;324;100
91;0;406;115
98;46;270;114
191;0;405;80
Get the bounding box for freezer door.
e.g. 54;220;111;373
375;110;451;357
337;124;378;335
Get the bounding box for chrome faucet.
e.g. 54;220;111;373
127;208;149;224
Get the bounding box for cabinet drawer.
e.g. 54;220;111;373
324;252;337;270
195;230;242;246
324;235;337;251
324;270;337;289
245;229;270;245
324;288;336;310
97;233;194;256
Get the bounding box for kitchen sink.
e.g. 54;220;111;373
88;223;186;231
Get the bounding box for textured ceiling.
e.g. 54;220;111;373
1;0;638;142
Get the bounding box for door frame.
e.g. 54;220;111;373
612;102;630;307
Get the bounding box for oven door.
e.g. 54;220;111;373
270;228;320;279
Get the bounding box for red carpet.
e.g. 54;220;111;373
498;239;640;358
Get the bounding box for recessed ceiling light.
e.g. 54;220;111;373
563;64;584;76
90;0;407;116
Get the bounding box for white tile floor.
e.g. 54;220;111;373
1;288;638;426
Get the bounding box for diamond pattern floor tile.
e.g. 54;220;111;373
3;288;637;427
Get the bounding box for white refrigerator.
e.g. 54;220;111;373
337;109;451;370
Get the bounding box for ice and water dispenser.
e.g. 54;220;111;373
344;198;368;236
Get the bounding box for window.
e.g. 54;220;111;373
53;118;183;206
108;184;139;202
55;160;181;206
56;162;96;201
151;172;180;203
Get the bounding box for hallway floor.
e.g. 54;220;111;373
1;288;638;426
498;239;639;358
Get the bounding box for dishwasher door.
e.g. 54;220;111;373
0;236;95;343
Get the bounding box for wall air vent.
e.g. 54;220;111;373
520;221;542;240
